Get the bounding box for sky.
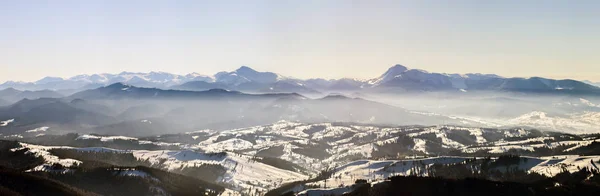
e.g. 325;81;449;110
1;0;599;82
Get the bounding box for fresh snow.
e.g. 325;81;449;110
131;150;307;192
0;119;14;126
25;127;49;133
302;156;600;194
76;134;138;142
12;143;82;172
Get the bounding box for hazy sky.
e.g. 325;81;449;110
1;0;599;82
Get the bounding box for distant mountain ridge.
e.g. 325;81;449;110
69;82;303;100
584;80;600;87
2;64;599;95
0;88;63;103
367;64;600;93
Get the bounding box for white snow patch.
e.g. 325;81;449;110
1;119;14;126
26;127;50;133
76;134;138;142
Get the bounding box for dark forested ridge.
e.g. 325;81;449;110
0;169;97;196
0;140;225;196
344;175;600;196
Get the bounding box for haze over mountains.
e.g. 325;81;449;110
2;66;600;195
2;64;599;96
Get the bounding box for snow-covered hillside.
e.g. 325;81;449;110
9;121;600;195
13;143;306;194
146;122;600;174
299;155;600;195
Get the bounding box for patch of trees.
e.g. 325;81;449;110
148;132;211;145
215;134;258;145
176;163;227;183
372;135;417;159
479;128;507;142
264;167;335;196
448;144;579;157
256;145;286;158
49;148;231;189
0;168;96;196
347;133;378;145
347;175;600;196
137;166;225;195
49;148;152;168
568;141;600;155
252;156;306;173
441;128;478;146
425;155;548;184
302;125;327;135
0;140;44;171
35;165;224;196
291;141;331;160
20;133;180;151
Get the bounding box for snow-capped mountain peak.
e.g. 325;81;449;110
35;77;65;84
215;66;286;85
369;64;409;85
235;65;258;73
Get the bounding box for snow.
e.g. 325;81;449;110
131;150;307;192
3;134;23;139
221;189;242;196
74;134;180;146
407;127;466;149
115;169;158;182
184;122;598;175
580;98;598;107
298;187;351;196
466;128;487;143
10;141;305;192
412;139;427;153
203;138;254;152
76;134;138;142
493;137;554;146
26;126;49;133
12;143;82;172
503;128;530;138
0;119;14;126
530;156;600;177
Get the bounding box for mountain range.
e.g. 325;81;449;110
0;82;474;137
2;64;599;95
